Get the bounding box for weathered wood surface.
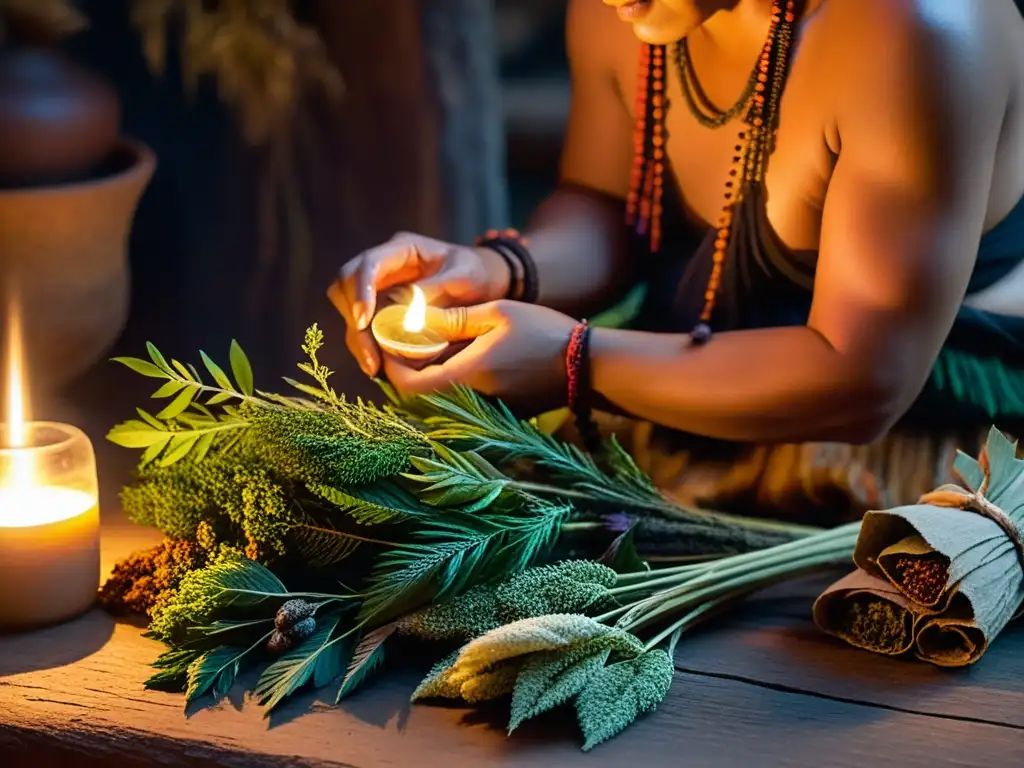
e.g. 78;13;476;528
2;385;1023;767
2;522;1023;768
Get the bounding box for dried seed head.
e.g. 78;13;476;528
290;616;317;642
837;595;910;654
891;555;949;606
275;599;316;630
267;630;293;654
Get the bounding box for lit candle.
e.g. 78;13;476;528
371;285;449;362
0;306;100;631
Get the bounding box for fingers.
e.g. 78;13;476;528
434;302;504;342
329;233;446;377
335;234;443;330
383;340;483;396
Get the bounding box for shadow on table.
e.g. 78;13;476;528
0;609;114;675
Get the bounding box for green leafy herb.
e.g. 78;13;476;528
337;623;395;701
575;649;674;751
254;613;347;713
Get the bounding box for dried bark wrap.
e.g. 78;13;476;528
850;428;1024;666
813;570;928;656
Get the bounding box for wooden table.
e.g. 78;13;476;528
2;387;1024;767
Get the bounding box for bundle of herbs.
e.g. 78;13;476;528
103;326;860;748
814;427;1024;666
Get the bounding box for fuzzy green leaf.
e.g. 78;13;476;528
255;615;343;712
445;615;641;691
411;651;462;701
337;623;394;701
576;649;674;751
200;350;236;392
509;647;611;732
460;660;522;703
113;356;168;379
229;340;254;396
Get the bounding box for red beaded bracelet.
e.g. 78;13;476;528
566;320;601;454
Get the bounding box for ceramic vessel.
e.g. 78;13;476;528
0;139;155;390
0;47;120;188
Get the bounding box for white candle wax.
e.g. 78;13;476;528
0;485;100;630
0;489;100;630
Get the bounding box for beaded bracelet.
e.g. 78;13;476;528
566;320;601;454
475;228;539;303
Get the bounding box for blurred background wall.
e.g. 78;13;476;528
48;0;571;402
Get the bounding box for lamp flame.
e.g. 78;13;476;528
403;285;427;333
3;298;33;487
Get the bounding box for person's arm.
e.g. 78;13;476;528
589;4;1008;444
509;0;637;318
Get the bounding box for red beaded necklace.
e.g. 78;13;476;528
626;0;802;343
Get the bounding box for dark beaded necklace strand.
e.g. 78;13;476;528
626;0;803;344
673;37;761;128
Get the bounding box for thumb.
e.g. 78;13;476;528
434;302;504;342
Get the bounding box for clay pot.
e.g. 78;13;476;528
0;139;155;391
0;47;120;187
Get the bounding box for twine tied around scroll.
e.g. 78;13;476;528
919;474;1024;573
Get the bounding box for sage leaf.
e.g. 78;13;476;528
446;615;640;690
509;647;610;733
411;650;462;701
576;649;674;751
460;660;522;703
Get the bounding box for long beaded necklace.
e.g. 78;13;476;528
626;0;803;344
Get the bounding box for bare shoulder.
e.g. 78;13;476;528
565;0;639;74
809;0;1021;106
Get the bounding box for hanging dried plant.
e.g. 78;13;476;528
130;0;344;330
131;0;341;146
0;0;88;45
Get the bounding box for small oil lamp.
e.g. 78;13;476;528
371;285;449;362
0;306;100;632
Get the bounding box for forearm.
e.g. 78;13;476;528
589;325;903;444
517;184;635;317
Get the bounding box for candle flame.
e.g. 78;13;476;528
3;298;33;488
403;285;427;333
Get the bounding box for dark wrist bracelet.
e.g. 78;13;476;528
478;242;521;300
475;228;539;303
566;320;601;454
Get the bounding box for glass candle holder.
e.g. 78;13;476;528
0;422;100;631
